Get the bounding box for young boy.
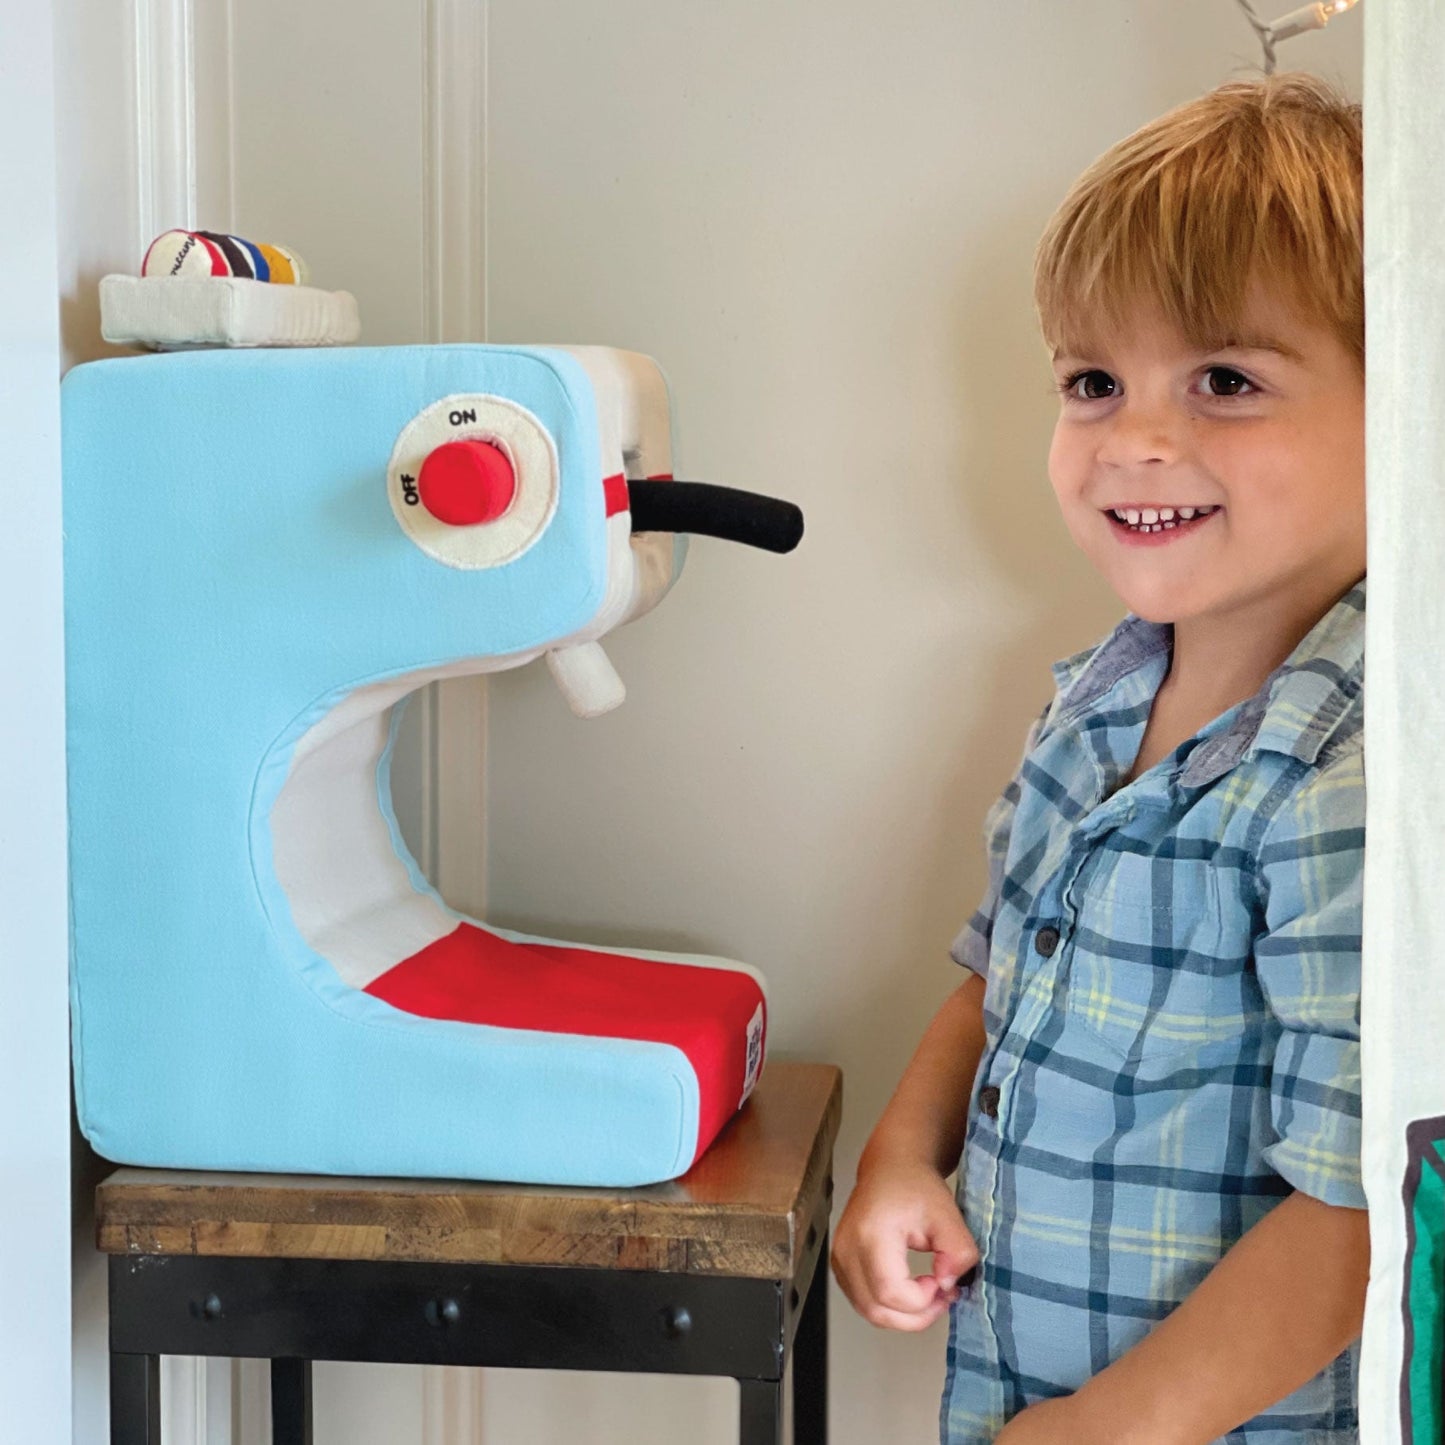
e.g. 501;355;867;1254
832;74;1370;1443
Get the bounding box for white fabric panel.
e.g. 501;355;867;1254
552;344;680;628
1359;9;1445;1440
98;274;360;350
271;671;462;987
272;653;548;987
481;918;769;1001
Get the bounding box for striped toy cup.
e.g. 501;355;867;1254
141;229;311;285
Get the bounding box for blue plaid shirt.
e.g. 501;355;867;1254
941;577;1366;1444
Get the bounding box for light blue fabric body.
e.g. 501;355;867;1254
942;579;1367;1442
62;344;702;1186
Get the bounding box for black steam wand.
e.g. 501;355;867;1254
625;480;804;555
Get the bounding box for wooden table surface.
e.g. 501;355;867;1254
96;1061;842;1280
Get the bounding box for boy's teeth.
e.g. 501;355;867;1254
1111;504;1217;530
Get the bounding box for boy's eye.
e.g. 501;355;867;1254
1056;369;1115;401
1054;365;1257;402
1204;366;1254;397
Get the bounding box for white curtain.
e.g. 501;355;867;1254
1359;7;1445;1442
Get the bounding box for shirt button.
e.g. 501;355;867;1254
979;1085;1001;1117
1034;925;1060;956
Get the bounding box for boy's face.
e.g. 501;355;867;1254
1046;283;1365;628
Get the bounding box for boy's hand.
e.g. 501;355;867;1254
830;1158;979;1331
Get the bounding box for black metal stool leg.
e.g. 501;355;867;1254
110;1352;161;1445
271;1358;313;1445
792;1227;829;1443
739;1377;784;1445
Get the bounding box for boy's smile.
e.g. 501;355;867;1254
1103;503;1223;546
1045;281;1365;682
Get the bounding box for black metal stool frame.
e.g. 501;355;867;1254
108;1212;830;1445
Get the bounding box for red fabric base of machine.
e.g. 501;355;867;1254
366;923;765;1166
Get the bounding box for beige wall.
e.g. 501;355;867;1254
479;5;1361;1441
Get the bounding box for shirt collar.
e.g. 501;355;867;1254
1048;575;1365;789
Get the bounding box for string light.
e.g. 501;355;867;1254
1233;0;1361;75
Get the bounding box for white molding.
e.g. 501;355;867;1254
421;1367;486;1445
422;0;490;920
423;0;487;346
161;1357;235;1444
2;6;70;1438
134;1;213;1438
421;1;489;1430
133;0;196;252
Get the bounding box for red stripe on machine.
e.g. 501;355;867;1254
366;924;765;1166
603;472;629;516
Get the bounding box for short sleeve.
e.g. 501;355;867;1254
1253;747;1368;1210
950;698;1052;979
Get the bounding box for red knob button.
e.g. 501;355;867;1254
416;439;517;526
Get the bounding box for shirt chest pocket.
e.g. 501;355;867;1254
1062;848;1254;1064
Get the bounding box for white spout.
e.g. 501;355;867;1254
546;641;626;718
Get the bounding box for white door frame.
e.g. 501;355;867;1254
0;1;74;1440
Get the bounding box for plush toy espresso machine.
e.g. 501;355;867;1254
62;339;802;1187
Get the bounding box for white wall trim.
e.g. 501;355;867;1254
421;2;489;1430
161;1358;238;1443
2;4;71;1437
133;0;196;251
136;0;225;1437
422;1367;487;1445
423;0;488;347
421;0;491;919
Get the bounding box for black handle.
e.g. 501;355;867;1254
626;479;804;554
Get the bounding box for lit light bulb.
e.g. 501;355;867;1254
1268;0;1361;43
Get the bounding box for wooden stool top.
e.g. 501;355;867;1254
96;1061;841;1280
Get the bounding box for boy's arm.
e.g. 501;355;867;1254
1068;1190;1369;1445
858;968;988;1178
831;971;989;1329
834;695;1049;1330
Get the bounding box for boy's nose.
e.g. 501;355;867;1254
1096;404;1184;468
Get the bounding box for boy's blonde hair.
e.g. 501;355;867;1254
1033;72;1363;371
